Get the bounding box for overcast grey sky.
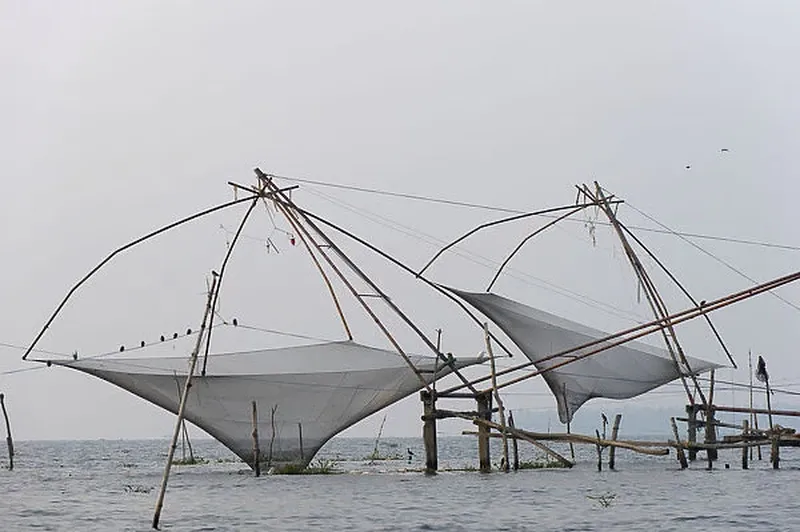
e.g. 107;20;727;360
2;1;799;441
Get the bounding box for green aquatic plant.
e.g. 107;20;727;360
277;458;340;475
518;458;570;470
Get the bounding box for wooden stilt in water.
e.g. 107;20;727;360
705;371;718;463
771;435;780;469
152;274;217;530
686;404;698;461
484;323;509;472
252;401;260;477
608;414;622;470
595;430;603;472
670;417;688;469
741;420;749;470
476;392;492;473
508;411;520;471
0;394;13;471
298;423;305;462
421;391;438;474
267;405;277;470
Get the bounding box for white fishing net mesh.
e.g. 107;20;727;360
452;290;722;423
53;341;482;466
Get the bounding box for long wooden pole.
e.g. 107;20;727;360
488;270;800;393
22;193;270;361
590;184;704;406
0;394;13;471
485;323;509;472
152;274;218;530
441;269;800;396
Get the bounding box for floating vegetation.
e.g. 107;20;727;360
172;457;208;466
278;458;339;475
123;484;153;494
518;457;571;470
587;492;617;508
364;449;403;462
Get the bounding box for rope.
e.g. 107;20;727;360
274;173;800;252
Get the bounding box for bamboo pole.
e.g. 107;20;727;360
485;323;509;472
464;430;670;456
472;418;575;466
21;191;291;361
252;401;260;477
0;394;13;471
479;269;800;395
201;196;260;376
152;274;218;530
508;411;520;471
590;184;704;407
608;414;622;470
260;176;436;394
418;200;620;276
670;417;688;469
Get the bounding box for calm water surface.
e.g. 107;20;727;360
0;437;797;531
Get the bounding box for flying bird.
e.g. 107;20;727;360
720;148;729;153
685;165;691;170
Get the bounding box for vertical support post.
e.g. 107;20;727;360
0;394;13;471
686;404;698;461
753;411;763;461
705;371;718;462
298;423;305;462
152;274;218;530
765;379;774;432
608;414;622;470
771;435;780;469
484;323;509;472
595;430;603;472
508;411;520;471
476;392;492;473
252;401;260;477
421;391;438;474
670;417;688;469
741;420;749;470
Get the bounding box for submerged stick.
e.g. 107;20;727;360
0;394;13;471
152;274;218;530
670;417;688;469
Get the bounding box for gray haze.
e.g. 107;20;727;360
2;1;799;441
